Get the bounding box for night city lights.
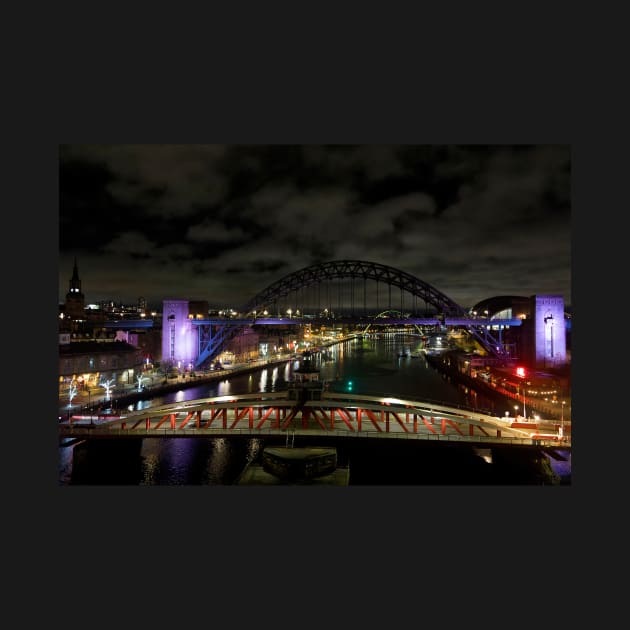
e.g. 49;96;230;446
59;145;571;486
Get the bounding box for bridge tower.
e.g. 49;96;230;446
161;299;207;369
530;294;567;369
516;294;568;369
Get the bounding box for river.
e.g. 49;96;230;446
58;335;571;485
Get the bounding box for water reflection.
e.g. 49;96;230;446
58;443;75;484
207;438;230;483
247;438;262;462
258;369;267;392
140;440;161;485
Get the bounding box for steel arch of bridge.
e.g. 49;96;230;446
195;260;507;367
242;260;466;316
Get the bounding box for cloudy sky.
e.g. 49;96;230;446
59;144;571;311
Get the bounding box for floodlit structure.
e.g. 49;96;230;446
161;299;209;369
472;294;570;370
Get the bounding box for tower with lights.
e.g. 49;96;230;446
161;299;202;369
532;294;567;369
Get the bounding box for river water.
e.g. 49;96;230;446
59;335;571;485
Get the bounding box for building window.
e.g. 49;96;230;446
169;320;176;360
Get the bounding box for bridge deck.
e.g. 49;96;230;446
59;391;569;448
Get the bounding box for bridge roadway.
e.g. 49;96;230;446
191;317;522;327
59;390;568;448
103;316;522;328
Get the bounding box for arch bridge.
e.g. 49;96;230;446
193;260;509;368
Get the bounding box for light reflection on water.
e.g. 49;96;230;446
207;438;229;483
151;438;195;485
546;449;571;478
140;441;161;485
138;438;244;485
247;439;263;463
58;442;75;485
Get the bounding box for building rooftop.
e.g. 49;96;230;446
59;340;139;355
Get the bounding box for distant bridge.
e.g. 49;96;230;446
192;260;511;368
189;316;522;327
104;316;521;328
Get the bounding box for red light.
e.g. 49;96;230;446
516;367;526;378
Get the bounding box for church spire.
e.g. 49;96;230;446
68;257;82;295
71;257;80;283
64;258;85;320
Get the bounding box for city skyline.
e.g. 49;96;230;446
59;144;571;311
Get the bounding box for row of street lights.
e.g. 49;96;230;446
509;387;567;439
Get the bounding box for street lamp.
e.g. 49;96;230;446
287;308;292;319
560;400;566;439
514;405;519;419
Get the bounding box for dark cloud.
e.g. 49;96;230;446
59;144;571;310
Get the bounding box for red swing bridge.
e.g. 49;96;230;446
59;390;568;448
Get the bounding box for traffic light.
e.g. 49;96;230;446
347;380;353;391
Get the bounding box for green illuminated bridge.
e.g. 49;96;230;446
59;391;569;449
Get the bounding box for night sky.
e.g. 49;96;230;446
59;144;571;312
